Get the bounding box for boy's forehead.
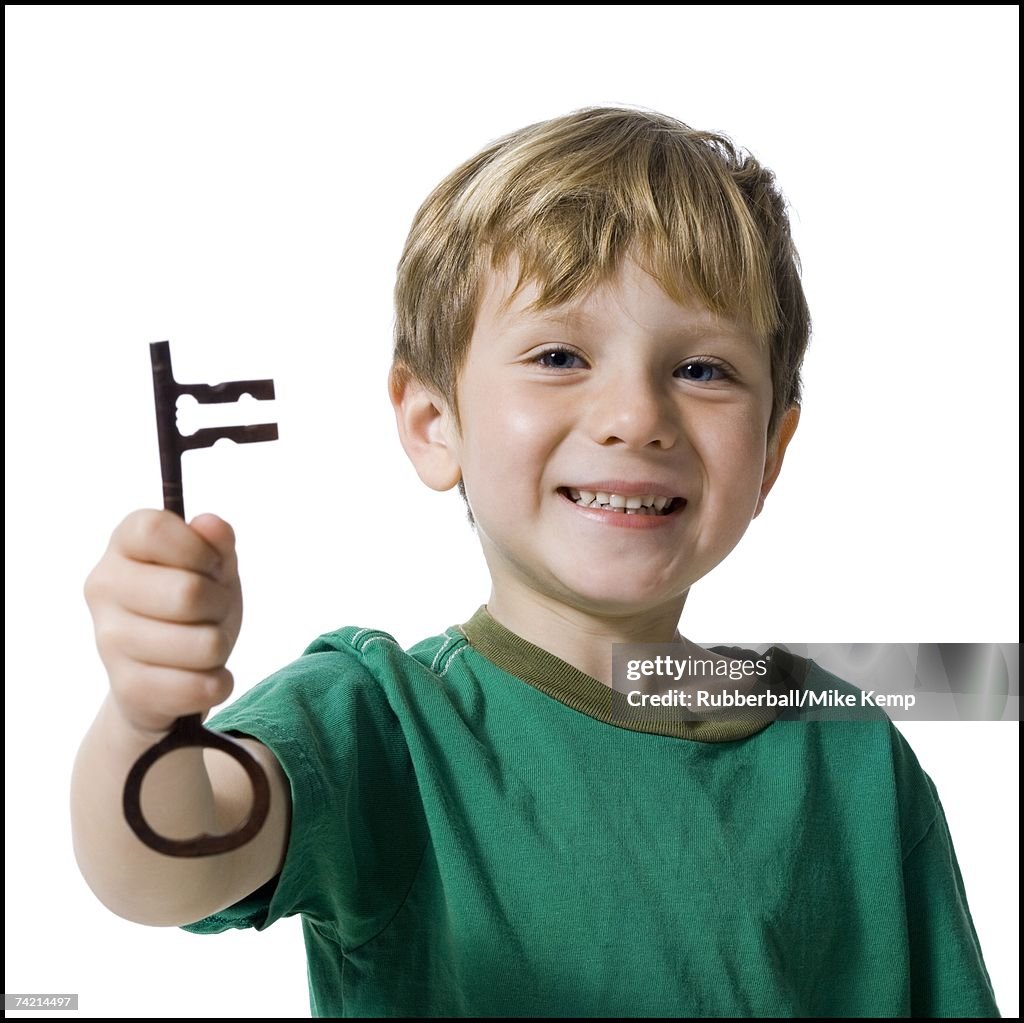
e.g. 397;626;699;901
475;255;757;344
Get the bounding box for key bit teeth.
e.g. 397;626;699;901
243;422;279;443
185;378;277;404
181;422;279;451
150;339;280;508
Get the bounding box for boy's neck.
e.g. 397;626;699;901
486;587;688;688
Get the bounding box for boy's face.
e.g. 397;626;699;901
431;255;795;621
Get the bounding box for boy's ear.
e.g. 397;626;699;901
754;404;800;518
389;365;463;492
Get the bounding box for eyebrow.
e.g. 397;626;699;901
505;304;751;342
502;303;587;325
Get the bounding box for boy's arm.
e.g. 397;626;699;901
72;508;291;927
71;695;291;927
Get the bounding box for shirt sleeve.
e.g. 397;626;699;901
179;635;428;950
885;725;1002;1019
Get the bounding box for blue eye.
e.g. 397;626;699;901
676;361;728;383
536;348;585;370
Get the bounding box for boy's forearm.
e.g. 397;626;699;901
71;695;231;927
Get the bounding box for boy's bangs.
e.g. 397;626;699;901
477;142;781;342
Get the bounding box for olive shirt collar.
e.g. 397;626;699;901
458;604;808;744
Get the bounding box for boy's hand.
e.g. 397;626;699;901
84;509;243;736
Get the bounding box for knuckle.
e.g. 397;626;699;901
126;508;172;553
173;571;206;618
134;509;165;543
172;669;212;713
208;668;235;703
82;566;103;606
195;624;230;667
84;557;119;607
93;618;126;657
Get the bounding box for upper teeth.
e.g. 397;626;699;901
567;489;673;514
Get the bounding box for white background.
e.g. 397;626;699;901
5;4;1018;1018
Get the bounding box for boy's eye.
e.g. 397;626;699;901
536;348;586;370
533;350;733;381
675;360;730;383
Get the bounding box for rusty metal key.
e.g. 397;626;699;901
122;340;277;857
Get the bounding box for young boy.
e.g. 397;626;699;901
73;107;1001;1017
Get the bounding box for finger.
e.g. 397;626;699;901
99;611;235;673
187;513;239;582
114;562;235;624
111;664;235;732
111;509;224;579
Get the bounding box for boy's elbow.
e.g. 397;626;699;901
90;888;207;929
72;840;229;928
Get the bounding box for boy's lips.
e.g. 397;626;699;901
556;484;687;524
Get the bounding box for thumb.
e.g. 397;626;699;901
188;512;238;578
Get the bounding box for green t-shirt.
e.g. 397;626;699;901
183;607;1000;1018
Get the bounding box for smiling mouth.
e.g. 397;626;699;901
558;487;685;516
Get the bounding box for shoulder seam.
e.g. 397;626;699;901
348;628;398;652
439;644;470;677
361;633;399;650
430;631;463;673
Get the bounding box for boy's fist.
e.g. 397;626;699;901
83;509;243;735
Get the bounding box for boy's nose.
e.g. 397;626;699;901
587;371;681;450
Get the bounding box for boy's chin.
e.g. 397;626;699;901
549;579;689;619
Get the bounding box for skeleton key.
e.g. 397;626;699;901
122;340;277;857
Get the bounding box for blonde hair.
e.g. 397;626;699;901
393;106;810;441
